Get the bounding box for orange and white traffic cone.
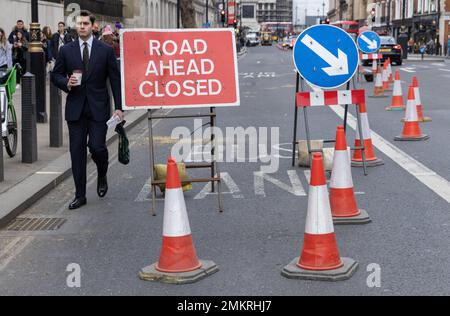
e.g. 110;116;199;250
395;86;429;141
412;76;432;122
330;126;371;225
139;157;218;283
371;59;377;75
282;153;358;281
387;58;394;83
369;65;387;98
352;103;384;167
386;70;405;111
382;63;391;91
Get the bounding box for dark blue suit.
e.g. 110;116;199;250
51;38;122;199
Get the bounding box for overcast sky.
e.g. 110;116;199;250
293;0;329;24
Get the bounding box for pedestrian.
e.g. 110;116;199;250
51;10;123;210
408;38;414;54
427;38;435;55
41;26;53;65
100;25;120;59
92;23;101;39
8;20;30;44
447;36;450;57
0;28;13;71
12;30;28;83
51;22;73;60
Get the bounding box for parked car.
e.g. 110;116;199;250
245;32;260;47
261;32;272;46
378;36;403;65
362;36;403;66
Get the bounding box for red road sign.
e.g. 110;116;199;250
120;29;240;110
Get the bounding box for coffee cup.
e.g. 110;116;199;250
73;70;83;86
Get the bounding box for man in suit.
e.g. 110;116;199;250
51;10;124;210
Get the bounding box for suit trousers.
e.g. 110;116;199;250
68;101;109;199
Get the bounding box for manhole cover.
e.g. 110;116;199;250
5;218;67;231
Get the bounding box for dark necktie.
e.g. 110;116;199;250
83;42;89;72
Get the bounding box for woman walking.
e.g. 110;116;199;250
0;28;12;71
12;30;28;83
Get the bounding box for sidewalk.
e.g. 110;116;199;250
0;79;147;227
405;54;447;62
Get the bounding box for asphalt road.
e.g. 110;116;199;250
0;46;449;295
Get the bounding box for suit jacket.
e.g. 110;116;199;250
51;38;122;122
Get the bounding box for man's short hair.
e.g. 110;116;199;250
58;21;66;27
78;10;95;25
17;20;24;24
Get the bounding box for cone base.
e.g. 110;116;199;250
333;209;371;225
394;134;429;141
385;106;405;111
139;260;219;284
401;117;432;122
281;257;358;281
351;158;384;168
368;95;389;98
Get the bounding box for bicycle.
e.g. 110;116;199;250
0;63;21;158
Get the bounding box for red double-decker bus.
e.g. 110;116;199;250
330;21;359;36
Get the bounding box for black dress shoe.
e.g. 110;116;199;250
97;176;108;197
69;197;87;210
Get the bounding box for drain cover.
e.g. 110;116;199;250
5;218;66;231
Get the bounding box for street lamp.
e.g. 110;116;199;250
322;1;325;20
29;0;47;123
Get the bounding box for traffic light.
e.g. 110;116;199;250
371;8;376;22
233;19;237;28
220;10;226;24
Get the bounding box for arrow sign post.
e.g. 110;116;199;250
293;24;359;89
357;31;381;54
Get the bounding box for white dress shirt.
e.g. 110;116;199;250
78;35;93;59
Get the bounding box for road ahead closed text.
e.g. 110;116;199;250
121;29;240;109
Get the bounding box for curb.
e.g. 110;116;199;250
0;110;148;228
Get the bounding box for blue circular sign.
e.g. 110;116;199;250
293;24;359;90
357;31;381;54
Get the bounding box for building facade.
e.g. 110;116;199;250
0;0;65;34
239;0;293;31
123;0;218;28
328;0;450;55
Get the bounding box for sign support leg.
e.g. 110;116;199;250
147;110;157;216
292;73;300;167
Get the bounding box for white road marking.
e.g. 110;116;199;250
439;68;450;72
329;105;450;204
254;170;306;197
194;172;243;199
400;68;416;73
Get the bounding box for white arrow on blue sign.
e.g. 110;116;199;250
357;31;381;54
293;24;359;90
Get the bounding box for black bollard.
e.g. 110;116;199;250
49;81;63;147
21;73;38;163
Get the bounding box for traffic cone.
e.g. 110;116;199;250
139;157;218;284
387;58;394;83
382;63;391;91
330;126;371;225
412;76;432;122
395;86;429;141
352;102;384;167
369;66;387;98
282;153;358;281
371;59;377;75
386;70;405;111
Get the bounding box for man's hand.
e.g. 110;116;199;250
114;110;124;122
68;75;79;87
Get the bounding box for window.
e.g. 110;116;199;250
242;5;255;19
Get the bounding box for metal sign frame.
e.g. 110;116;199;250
291;73;368;175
